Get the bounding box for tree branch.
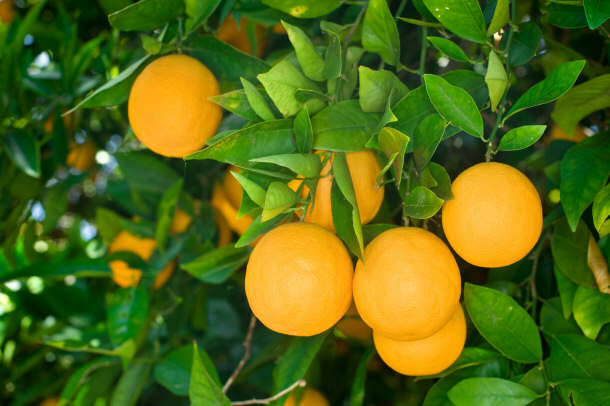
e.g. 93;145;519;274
223;314;257;394
230;380;307;406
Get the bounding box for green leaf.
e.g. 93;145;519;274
155;179;183;250
573;286;610;340
96;207;123;243
413;114;446;170
294;107;313;153
504;60;586;122
141;34;161;55
362;223;398;245
184;0;220;31
358;67;409;113
258;60;324;117
593;184;610;236
427;37;471;63
261;0;341;18
378;127;409;187
497;125;547;151
107;286;149;346
424;74;484;139
240;78;276;121
209;90;260;121
545;4;588;29
448;377;538;406
235;212;290;247
428;162;454;200
584;0;610;29
560;132;610;231
350;347;375;406
110;359;153;406
486;0;509;35
186;119;296;163
554;265;577;319
251;154;322;178
418;347;500;381
272;332;328;406
552;75;610;137
485;50;507;112
331;181;364;260
261;182;299;221
391;70;487;140
154;345;221;396
311;100;381;152
464;283;542;363
190;343;231;406
550;334;610;383
362;0;400;66
323;29;342;80
108;0;184;31
551;218;596;287
189;35;270;82
181;245;251;284
332;152;364;259
3;131;40;178
116;152;180;195
558;379;610;406
403;186;444;219
230;171;266;207
282;20;326;81
423;0;488;44
503;22;542;67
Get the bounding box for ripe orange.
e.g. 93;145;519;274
300;151;384;232
108;231;174;289
128;54;221;158
211;168;254;236
353;227;461;341
442;162;543;268
66;140;96;172
374;305;466;376
245;222;353;336
0;0;15;24
169;208;192;234
285;388;330;406
549;124;588;143
336;301;372;340
216;15;266;56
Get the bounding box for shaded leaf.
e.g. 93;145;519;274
551;218;596;287
362;0;400;66
240;78;275;121
573;286;610;340
593;184;610;237
350;347;375;406
282;20;326;81
413;114;446;170
181;245;251;284
261;0;341;18
550;334;610;383
154;345;221;396
487;0;509;35
294;107;313;153
108;0;184;31
3;131;40;178
403;186;444;219
251;154;322;178
427;37;471;63
190;343;230;406
584;0;610;29
262;182;299;221
358;66;409;113
107;286;149;346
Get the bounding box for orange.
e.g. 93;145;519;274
442;162;543;268
215;211;233;247
169;208;192;234
43;111;74;134
549;124;588;143
108;231;174;289
216;15;266;56
272;23;287;35
374;305;466;376
211;168;254;236
353;227;461;341
0;0;15;24
38;397;59;406
66;140;96;172
336;301;372;340
285;388;330;406
300;151;384;232
128;54;221;158
245;222;353;336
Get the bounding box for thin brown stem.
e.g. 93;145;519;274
231;380;307;405
223;315;257;394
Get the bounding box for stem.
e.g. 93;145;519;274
398;18;443;28
223;315;257;394
231;380;306;405
485;1;517;161
343;2;368;47
418;24;429;85
394;0;409;21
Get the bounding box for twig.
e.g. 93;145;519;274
343;2;368;47
223;315;257;394
231;380;307;405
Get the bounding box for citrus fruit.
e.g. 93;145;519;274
211;168;254;236
38;397;59;406
285;388;330;406
109;230;174;289
169;208;192;234
216;15;266;56
128;54;221;158
374;305;467;376
442;162;543;268
336;301;372;340
0;0;15;24
66;140;96;172
300;151;384;231
353;227;461;341
245;222;353;336
549;124;588;143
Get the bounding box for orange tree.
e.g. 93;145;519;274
1;0;610;405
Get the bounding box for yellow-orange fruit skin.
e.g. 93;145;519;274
127;54;221;158
442;162;543;268
374;305;467;376
549;124;588;143
216;15;266;56
305;151;384;231
245;222;353;336
211;168;253;236
336;301;373;340
66;140;96;172
353;227;461;341
0;0;15;24
284;388;330;406
109;231;174;289
169;208;192;234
